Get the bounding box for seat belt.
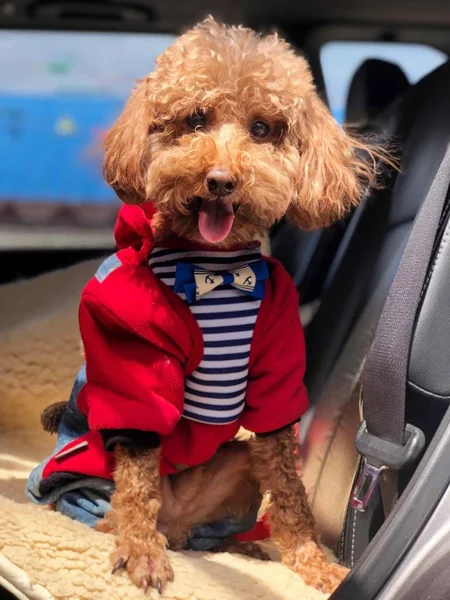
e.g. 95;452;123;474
306;252;403;547
350;144;450;512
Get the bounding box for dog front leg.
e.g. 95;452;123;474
250;426;348;594
109;446;174;593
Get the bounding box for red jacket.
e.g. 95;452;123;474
40;205;308;483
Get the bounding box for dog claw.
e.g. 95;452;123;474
111;540;172;592
112;557;127;574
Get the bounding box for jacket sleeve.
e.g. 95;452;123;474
241;258;309;434
78;251;203;442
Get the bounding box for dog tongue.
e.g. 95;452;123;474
198;198;235;243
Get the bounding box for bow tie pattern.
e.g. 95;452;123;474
174;260;269;304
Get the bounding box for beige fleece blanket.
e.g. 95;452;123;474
0;259;328;600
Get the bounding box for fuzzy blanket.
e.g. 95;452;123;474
0;259;328;600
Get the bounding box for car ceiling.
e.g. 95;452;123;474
2;0;450;30
162;0;450;28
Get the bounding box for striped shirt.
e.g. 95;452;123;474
149;246;263;425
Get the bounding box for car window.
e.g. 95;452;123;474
0;30;175;248
320;41;447;123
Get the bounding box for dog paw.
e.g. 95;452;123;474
111;531;174;593
301;562;349;594
283;540;349;594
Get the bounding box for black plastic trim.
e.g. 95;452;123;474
332;406;450;600
0;583;21;599
0;17;178;33
27;0;156;22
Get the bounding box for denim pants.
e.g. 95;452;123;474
55;486;258;551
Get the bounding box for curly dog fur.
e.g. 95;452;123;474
87;16;384;595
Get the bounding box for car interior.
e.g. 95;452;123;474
2;1;450;599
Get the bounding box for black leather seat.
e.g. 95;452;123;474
301;59;450;566
305;60;450;406
345;58;410;126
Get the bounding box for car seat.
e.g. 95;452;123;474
345;58;410;127
302;59;450;566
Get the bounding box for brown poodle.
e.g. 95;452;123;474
44;16;382;595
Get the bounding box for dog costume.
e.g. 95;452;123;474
26;204;308;547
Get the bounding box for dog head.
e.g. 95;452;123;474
104;17;379;246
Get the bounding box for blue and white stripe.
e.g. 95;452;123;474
149;246;263;425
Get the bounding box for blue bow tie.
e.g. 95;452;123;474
174;260;269;304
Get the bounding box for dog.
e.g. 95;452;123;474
37;16;382;596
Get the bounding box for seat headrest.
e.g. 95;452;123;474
345;58;410;125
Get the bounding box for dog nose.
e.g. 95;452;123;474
205;169;236;196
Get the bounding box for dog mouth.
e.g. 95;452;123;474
193;196;238;244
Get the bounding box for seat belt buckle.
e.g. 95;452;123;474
350;460;386;512
350;420;425;512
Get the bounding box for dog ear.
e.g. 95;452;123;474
287;93;377;230
103;79;153;205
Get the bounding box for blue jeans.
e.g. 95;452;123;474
56;487;258;551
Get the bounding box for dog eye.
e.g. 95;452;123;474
187;110;206;130
250;120;271;139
